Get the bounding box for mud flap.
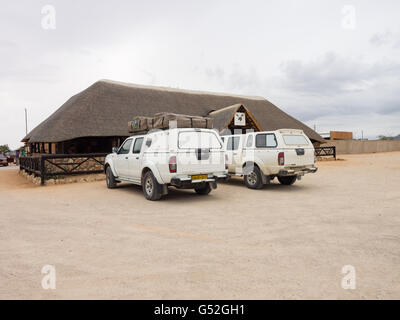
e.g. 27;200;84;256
161;184;169;195
261;173;270;185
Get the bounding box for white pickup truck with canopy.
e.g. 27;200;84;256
104;128;229;200
222;129;318;189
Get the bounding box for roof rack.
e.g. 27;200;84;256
129;128;173;136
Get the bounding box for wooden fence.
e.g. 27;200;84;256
20;153;107;185
314;146;336;159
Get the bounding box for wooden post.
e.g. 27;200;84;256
40;156;45;185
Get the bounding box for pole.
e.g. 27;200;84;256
25;108;28;135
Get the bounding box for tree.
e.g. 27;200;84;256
0;144;11;153
378;135;394;140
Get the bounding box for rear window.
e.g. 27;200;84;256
283;135;309;145
178;131;222;149
256;134;277;148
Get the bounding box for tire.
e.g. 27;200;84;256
278;175;297;185
194;183;212;195
106;166;117;189
244;165;263;189
142;171;162;201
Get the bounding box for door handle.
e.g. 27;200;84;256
125;157;128;159
136;157;139;160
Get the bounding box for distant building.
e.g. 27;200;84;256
318;131;353;141
22;79;324;154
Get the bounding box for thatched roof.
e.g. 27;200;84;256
208;104;262;133
23;79;324;143
209;104;242;132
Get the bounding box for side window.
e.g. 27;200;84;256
227;137;240;151
118;139;132;154
256;134;277;148
246;135;253;148
132;137;144;154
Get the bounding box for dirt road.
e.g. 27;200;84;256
1;152;399;299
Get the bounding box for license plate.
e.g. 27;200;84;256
192;174;208;181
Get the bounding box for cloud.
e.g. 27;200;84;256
203;52;400;137
205;64;264;96
279;52;400;95
370;31;400;49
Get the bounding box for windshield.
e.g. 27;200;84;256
283;135;309;145
178;131;222;149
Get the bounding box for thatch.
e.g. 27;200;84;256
23;79;324;143
208;104;262;132
208;104;240;132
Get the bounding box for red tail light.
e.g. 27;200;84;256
225;154;229;170
278;152;285;166
169;156;177;173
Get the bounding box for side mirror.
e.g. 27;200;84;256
112;147;118;154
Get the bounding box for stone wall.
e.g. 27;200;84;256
44;156;105;175
323;140;400;154
20;155;106;185
19;170;105;186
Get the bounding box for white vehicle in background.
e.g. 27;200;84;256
222;129;317;189
104;128;229;200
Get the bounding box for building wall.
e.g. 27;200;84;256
330;131;353;140
323;140;400;154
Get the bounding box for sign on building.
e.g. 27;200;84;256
234;112;246;126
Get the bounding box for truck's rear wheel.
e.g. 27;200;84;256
278;175;297;185
194;183;212;195
244;166;263;189
143;171;162;201
106;166;117;189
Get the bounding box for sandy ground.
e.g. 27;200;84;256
0;152;399;300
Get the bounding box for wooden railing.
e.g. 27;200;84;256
20;153;107;185
315;146;336;159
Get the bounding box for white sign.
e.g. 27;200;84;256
234;112;246;126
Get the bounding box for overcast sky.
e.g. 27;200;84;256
1;0;400;149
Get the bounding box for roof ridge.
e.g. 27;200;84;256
97;79;266;101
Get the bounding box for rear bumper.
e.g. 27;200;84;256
278;167;318;176
170;174;230;189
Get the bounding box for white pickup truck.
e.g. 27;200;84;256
104;128;229;200
222;129;317;189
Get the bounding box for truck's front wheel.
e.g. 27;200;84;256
106;166;117;189
278;175;297;185
244;166;263;189
143;171;162;201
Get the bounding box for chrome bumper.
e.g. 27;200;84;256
170;174;230;188
278;167;318;176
